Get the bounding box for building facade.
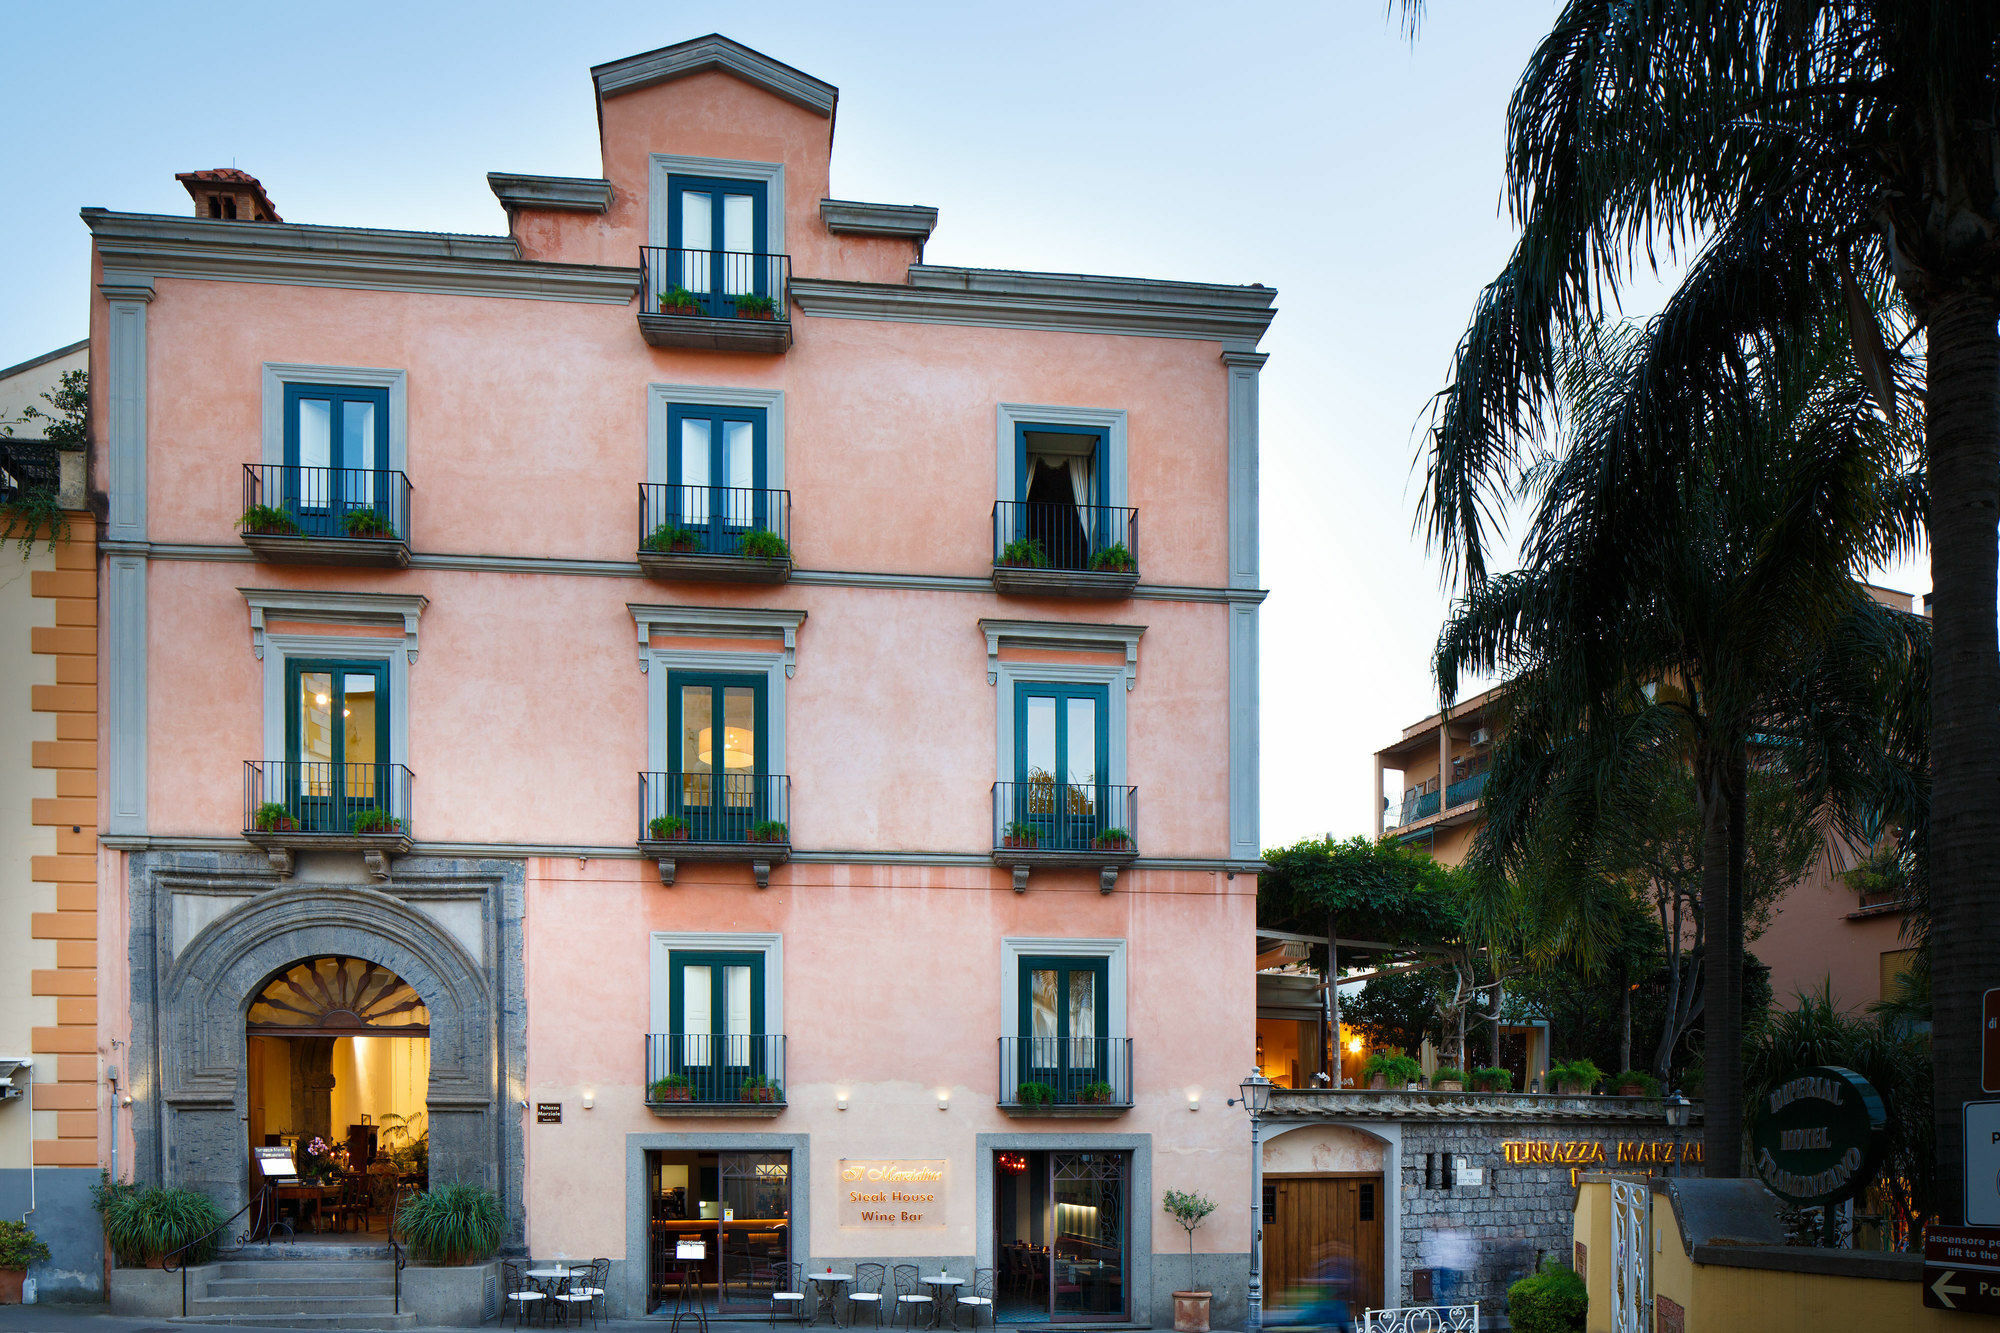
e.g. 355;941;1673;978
87;35;1270;1324
0;337;105;1298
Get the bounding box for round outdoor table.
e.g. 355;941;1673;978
922;1275;963;1330
527;1268;592;1328
806;1271;853;1327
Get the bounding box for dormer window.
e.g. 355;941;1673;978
668;175;768;316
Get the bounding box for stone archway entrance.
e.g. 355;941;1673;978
151;882;505;1222
244;956;433;1228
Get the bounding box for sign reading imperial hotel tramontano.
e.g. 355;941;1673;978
839;1160;947;1228
1749;1065;1887;1207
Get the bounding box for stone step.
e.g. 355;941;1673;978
188;1294;407;1316
204;1276;399;1298
213;1259;397;1279
218;1241;392;1263
168;1313;417;1329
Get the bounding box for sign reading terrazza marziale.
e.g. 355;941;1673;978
839;1160;947;1228
1749;1065;1887;1207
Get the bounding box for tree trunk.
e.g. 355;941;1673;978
1699;750;1743;1177
1326;918;1340;1085
1490;977;1503;1070
1618;959;1631;1075
1926;292;2000;1223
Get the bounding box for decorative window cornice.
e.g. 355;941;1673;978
978;618;1145;689
593;35;837;117
486;173;613;214
629;604;808;676
240;587;429;662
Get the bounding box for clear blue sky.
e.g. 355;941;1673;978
0;1;1927;846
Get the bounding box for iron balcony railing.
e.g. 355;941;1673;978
996;1036;1134;1108
242;464;411;542
639;247;791;320
644;1033;787;1106
991;501;1139;575
245;761;412;837
1445;768;1489;809
638;484;792;558
639;771;791;845
992;781;1138;855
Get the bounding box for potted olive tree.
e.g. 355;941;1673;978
0;1220;49;1304
1161;1189;1216;1333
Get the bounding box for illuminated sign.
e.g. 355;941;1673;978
838;1159;947;1228
1500;1138;1701;1186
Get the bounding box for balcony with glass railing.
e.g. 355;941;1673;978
638;248;792;352
637;771;792;888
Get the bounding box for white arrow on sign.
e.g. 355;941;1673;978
1935;1270;1967;1309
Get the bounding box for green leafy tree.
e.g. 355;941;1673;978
1401;0;1990;1211
1437;322;1926;1174
0;367;85;556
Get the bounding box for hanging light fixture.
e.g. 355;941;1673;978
696;726;756;770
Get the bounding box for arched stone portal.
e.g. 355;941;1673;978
142;870;516;1224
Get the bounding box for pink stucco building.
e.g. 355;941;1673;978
87;35;1272;1324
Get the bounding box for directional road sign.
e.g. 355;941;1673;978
1925;1227;2000;1314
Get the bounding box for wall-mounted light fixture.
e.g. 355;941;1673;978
836;1094;849;1111
937;1091;950;1111
583;1093;595;1110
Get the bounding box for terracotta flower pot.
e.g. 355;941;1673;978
739;309;776;321
1614;1083;1647;1097
657;1087;692;1102
1172;1290;1211;1333
1368;1075;1388;1090
0;1270;24;1305
1003;836;1038;849
1435;1080;1464;1092
1557;1081;1590;1096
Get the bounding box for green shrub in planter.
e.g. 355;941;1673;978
737;528;791;561
350;809;404;836
1547;1058;1604;1093
649;814;691;840
0;1219;50;1271
341;509;397;539
1430;1066;1468;1089
1506;1258;1586;1333
1610;1069;1662;1096
237;504;300;536
1362;1051;1423;1088
749;820;789;843
1088;543;1135;574
1471;1066;1515;1092
1000;537;1049;568
252;801;295;833
396;1184;505;1266
94;1180;224;1267
642;523;704;553
1016;1081;1056;1107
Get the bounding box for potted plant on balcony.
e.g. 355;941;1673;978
998;537;1049;569
1002;821;1040;850
340;509;396;539
237;504;301;536
736;528;791;561
658;286;702;316
0;1220;49;1304
1471;1066;1514;1093
1161;1189;1217;1333
253;801;297;833
733;293;778;320
738;1075;783;1105
1610;1069;1661;1097
1088;543;1135;574
1362;1051;1423;1091
351;809;403;836
649;814;691;842
1548;1058;1604;1096
648;1073;693;1103
1430;1066;1467;1092
1075;1081;1116;1105
1015;1081;1055;1108
749;820;789;844
642;522;705;554
1092;828;1134;852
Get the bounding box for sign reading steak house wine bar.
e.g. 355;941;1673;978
839;1159;948;1228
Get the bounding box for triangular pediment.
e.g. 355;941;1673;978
592;34;836;118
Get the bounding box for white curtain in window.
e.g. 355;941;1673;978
682;965;711;1065
680;419;712;525
679;190;712;291
1066;455;1095;546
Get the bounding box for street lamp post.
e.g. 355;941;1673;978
1233;1069;1274;1333
1664;1091;1691;1176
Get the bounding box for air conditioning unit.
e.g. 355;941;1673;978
1469;727;1492;748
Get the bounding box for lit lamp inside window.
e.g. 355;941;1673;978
697;726;755;770
1345;1034;1364;1055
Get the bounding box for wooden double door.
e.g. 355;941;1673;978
1263;1175;1385;1318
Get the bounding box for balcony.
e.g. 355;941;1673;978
636;484;793;583
990;780;1138;893
990;502;1139;598
996;1037;1133;1118
638;771;792;888
243;760;413;879
239;464;412;567
644;1033;787;1118
637;248;792;352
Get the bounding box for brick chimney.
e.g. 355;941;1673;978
176;168;281;222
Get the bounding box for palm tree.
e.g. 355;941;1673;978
1437;321;1924;1174
1404;0;1991;1208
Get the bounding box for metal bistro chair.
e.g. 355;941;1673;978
552;1263;597;1327
503;1260;548;1328
771;1261;810;1327
953;1268;995;1330
847;1262;886;1328
578;1257;610;1323
892;1265;932;1329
